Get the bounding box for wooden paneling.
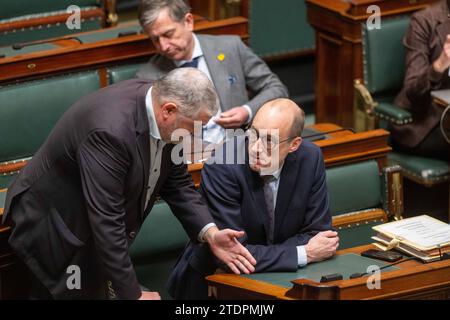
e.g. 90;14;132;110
306;0;440;127
0;17;249;85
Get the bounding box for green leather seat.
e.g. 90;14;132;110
0;0;103;47
388;152;450;187
0;71;100;194
107;63;145;85
360;16;449;187
0;71;100;163
130;201;188;299
326;160;390;249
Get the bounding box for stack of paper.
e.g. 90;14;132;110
372;215;450;262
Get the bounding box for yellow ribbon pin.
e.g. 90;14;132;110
217;53;225;61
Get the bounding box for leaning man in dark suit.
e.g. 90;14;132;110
136;0;288;144
2;68;256;300
167;98;339;299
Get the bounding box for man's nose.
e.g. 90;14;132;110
159;38;170;52
250;139;264;155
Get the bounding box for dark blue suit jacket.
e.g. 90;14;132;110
167;138;332;299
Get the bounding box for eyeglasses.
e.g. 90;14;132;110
246;127;298;151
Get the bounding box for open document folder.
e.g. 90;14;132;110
431;89;450;106
372;215;450;262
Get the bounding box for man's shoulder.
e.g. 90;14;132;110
197;34;242;48
295;139;323;163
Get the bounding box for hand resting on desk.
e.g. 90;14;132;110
305;231;339;263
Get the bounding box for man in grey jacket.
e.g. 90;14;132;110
136;0;288;144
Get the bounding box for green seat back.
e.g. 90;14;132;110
130;201;189;299
326;160;381;216
0;71;100;162
0;20;103;47
0;1;103;46
0;1;99;20
326;160;383;249
107;63;144;85
363;16;410;96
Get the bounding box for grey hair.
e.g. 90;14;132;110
138;0;191;28
153;68;219;118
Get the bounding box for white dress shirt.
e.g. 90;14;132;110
145;87;215;242
261;165;307;267
175;34;253;145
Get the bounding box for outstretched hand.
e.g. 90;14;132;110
204;227;256;274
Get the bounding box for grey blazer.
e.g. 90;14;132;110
136;34;288;116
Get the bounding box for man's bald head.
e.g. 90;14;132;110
253;98;305;139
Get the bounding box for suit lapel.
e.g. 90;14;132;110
135;83;151;220
273;152;299;243
244;165;272;242
198;35;230;111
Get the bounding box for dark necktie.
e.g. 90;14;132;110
262;175;276;244
179;56;200;68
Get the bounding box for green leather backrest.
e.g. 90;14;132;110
129;201;189;259
363;16;410;94
107;63;144;85
0;71;100;162
0;0;100;20
0;20;103;47
130;200;188;298
326;160;381;216
249;0;314;57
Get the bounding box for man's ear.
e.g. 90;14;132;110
184;13;194;31
161;102;178;120
288;137;302;153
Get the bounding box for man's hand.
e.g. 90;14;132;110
433;34;450;74
305;231;339;264
204;226;256;274
214;106;249;129
139;291;161;300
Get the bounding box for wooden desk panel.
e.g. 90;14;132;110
0;17;249;84
306;0;439;127
207;244;450;300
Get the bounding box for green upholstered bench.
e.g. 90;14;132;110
327;160;401;250
0;71;101;182
0;0;105;47
354;16;449;187
130;201;189;300
107;63;145;85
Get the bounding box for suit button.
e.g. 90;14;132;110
129;231;136;239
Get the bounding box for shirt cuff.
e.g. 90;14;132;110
198;223;217;243
242;104;253;124
297;245;308;267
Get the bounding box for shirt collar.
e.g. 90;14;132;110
260;163;284;180
174;34;203;67
145;87;162;140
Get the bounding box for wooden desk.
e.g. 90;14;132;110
0;16;248;85
305;0;439;127
207;244;450;300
